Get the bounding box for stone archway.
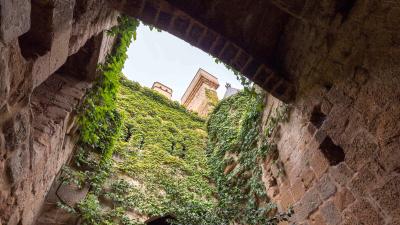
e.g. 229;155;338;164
107;0;297;102
1;1;400;225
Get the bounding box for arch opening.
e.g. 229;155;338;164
107;0;296;102
146;216;174;225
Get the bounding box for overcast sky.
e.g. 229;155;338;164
122;24;242;101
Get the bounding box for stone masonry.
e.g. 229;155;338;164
181;68;219;117
0;0;118;224
259;0;400;224
0;0;399;225
152;82;173;99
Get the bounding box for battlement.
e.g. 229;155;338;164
152;82;173;99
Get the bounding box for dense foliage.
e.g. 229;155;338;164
206;90;292;225
59;16;293;225
58;16;142;225
110;77;220;224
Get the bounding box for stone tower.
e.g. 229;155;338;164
181;69;219;117
152;82;173;99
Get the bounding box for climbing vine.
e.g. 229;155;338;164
112;77;220;224
206;89;293;225
214;58;253;92
205;88;219;108
58;16;293;225
57;16;141;225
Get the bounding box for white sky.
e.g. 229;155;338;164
122;24;242;101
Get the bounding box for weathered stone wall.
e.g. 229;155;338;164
0;1;118;224
261;1;400;224
0;0;398;224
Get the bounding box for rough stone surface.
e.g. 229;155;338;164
0;0;399;224
319;201;341;225
0;0;31;43
263;0;400;224
0;1;117;224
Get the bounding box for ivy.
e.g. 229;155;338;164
214;58;253;93
206;89;293;224
57;16;141;225
205;89;219;108
113;78;218;224
58;15;293;225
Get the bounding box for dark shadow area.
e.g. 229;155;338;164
310;105;326;129
319;136;345;166
335;0;356;23
146;216;174;225
18;0;53;59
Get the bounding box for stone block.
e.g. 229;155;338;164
49;0;74;70
371;176;400;218
299;165;316;190
31;0;74;88
333;187;354;212
210;36;227;58
255;67;274;87
307;123;317;135
273;79;290;99
140;1;158;24
320;99;333;116
58;183;89;206
376;103;400;171
0;52;9;108
231;51;250;71
309;148;329;179
378;139;400;174
293;187;322;221
220;43;239;65
198;29;218;52
2;111;30;152
0;0;31;43
321;105;349;143
279;189;294;211
320;201;341;225
263;74;280;92
353;83;386;131
348;165;377;197
123;0;143;16
348;199;383;225
326;87;352;107
328;162;353;187
243;59;261;79
315;174;336;200
290;178;306;202
309;211;325;225
353;67;369;85
187;23;205;45
345;130;378;171
156;11;173;30
390;219;400;225
172;15;190;38
340;211;358;225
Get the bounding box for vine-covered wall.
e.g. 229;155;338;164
206;90;292;225
111;77;217;224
